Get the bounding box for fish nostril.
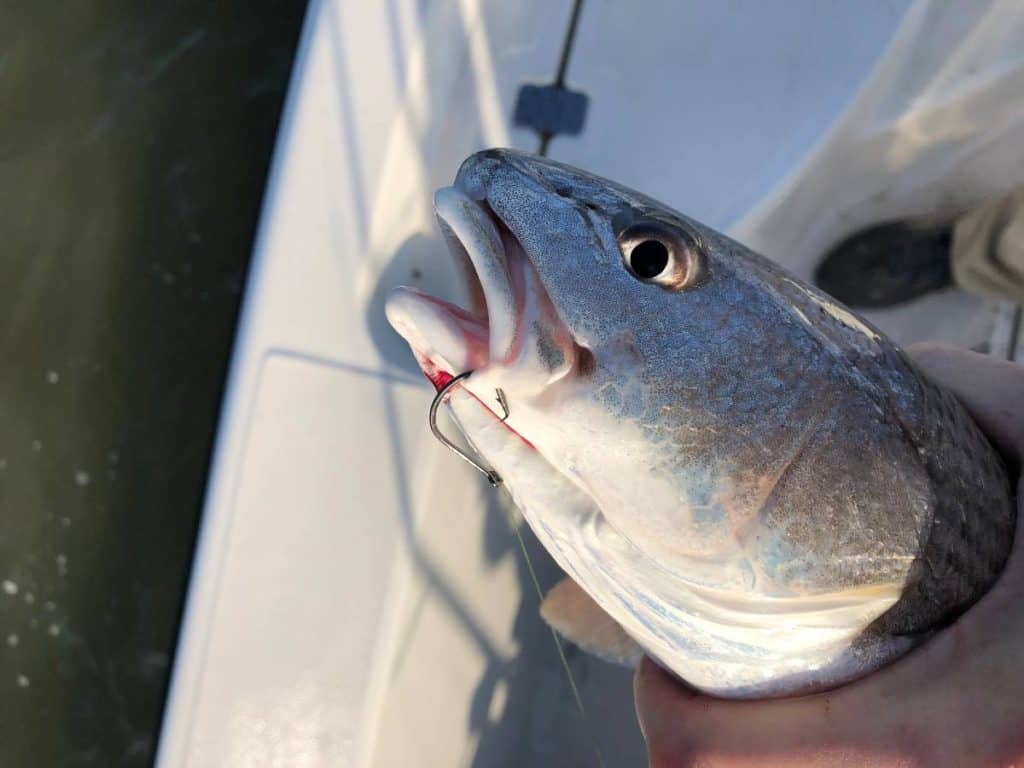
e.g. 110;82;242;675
629;240;670;279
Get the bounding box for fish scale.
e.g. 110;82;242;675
706;225;1015;634
865;345;1014;636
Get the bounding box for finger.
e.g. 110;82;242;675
633;656;697;732
634;658;705;767
634;655;927;768
635;655;824;767
907;342;1024;461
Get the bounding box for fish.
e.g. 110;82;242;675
385;149;1015;698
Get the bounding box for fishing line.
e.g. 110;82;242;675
519;1;606;763
504;502;607;768
430;374;604;763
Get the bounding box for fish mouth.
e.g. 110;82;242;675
386;185;577;403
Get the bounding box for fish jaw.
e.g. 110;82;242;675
385;186;577;403
384;287;487;388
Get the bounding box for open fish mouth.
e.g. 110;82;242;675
386;185;577;402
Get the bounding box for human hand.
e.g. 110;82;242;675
634;343;1024;768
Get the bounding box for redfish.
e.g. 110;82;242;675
386;149;1014;697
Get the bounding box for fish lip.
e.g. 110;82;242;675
386;181;578;399
434;186;519;366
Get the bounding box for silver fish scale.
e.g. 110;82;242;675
734;243;1016;635
863;344;1015;635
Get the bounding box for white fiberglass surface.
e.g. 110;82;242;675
159;1;1023;766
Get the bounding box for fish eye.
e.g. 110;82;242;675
617;221;702;289
629;239;670;278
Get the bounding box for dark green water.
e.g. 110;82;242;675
0;3;307;764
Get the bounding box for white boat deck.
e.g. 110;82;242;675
157;1;1024;765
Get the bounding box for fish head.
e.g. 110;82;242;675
388;149;830;571
384;150;991;696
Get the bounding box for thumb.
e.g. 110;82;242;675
634;657;705;762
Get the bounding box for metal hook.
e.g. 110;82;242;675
429;371;507;487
